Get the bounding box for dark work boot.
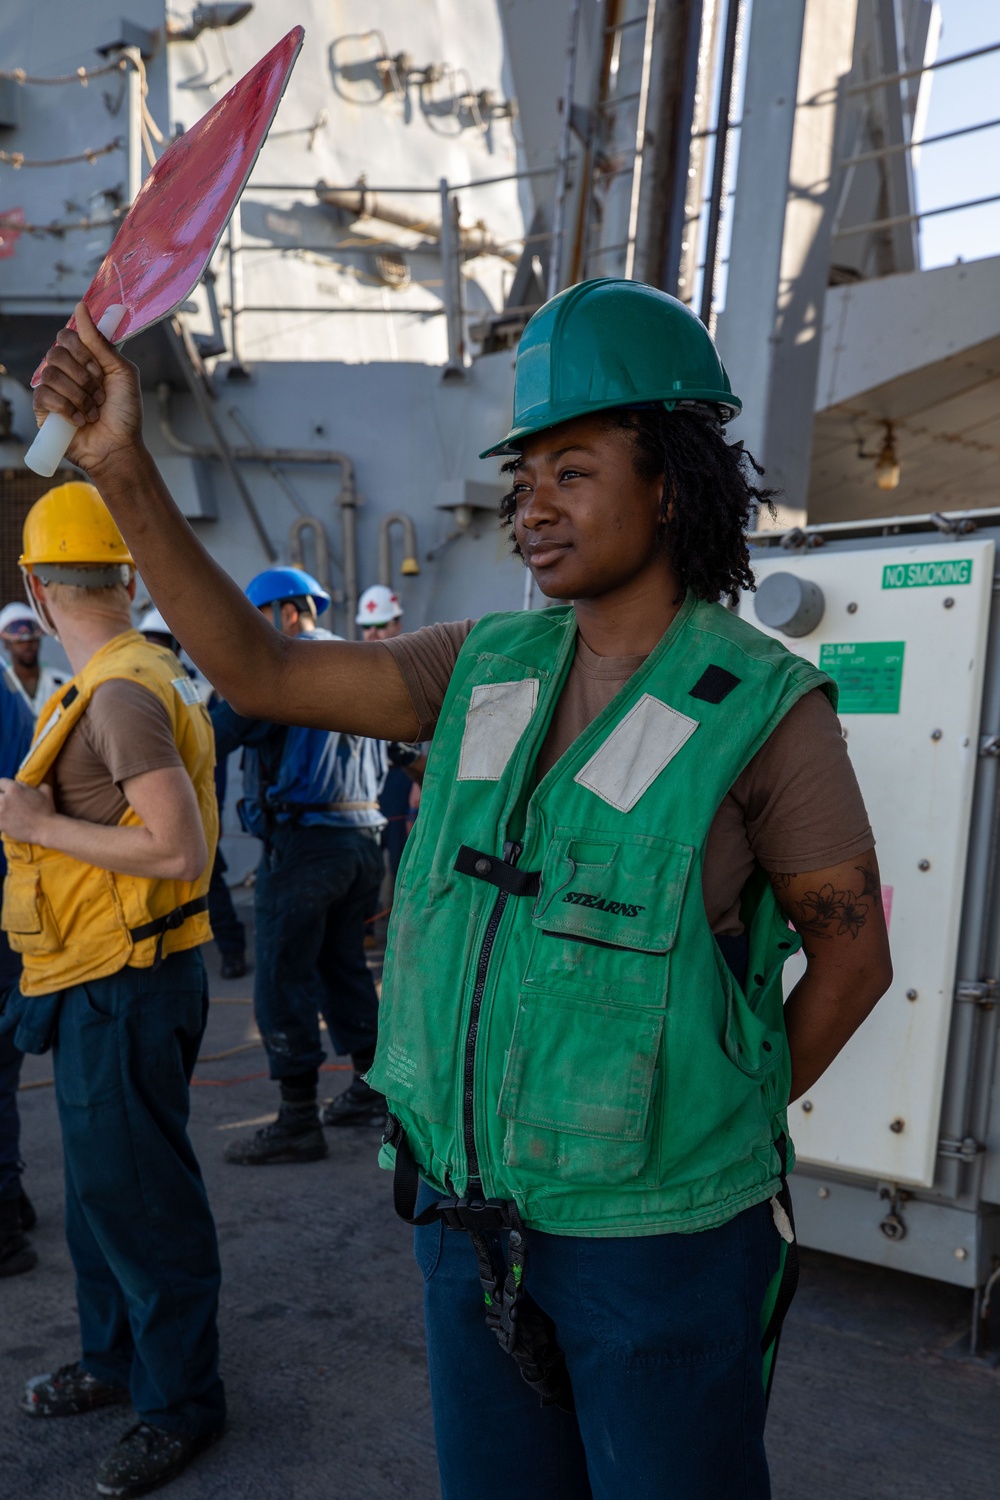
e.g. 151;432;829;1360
21;1361;130;1417
0;1195;37;1279
322;1073;387;1128
224;1079;327;1165
95;1420;224;1497
219;951;247;980
18;1189;37;1232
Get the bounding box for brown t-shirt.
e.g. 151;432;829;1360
51;679;183;826
382;620;874;936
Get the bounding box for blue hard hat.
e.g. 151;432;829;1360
245;566;330;615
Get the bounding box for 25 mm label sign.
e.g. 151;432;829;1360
882;558;973;589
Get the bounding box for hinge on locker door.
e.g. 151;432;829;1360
938;1136;986;1162
955;980;1000;1009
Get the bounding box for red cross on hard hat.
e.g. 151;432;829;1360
356;584;403;626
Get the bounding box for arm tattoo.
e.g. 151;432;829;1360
768;856;879;942
855;860;881;902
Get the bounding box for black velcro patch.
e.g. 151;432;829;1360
61;685;79;709
689;665;741;704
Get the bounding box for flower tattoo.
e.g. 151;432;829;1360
768;858;880;942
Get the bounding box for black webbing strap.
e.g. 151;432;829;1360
385;1114;574;1412
387;1114;456;1227
129;895;210;970
454;846;541;899
760;1133;799;1405
468;1215;574;1412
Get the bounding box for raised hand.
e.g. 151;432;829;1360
31;301;145;477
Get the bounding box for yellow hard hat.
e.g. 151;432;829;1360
20;482;133;571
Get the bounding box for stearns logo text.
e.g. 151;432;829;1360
562;891;646;918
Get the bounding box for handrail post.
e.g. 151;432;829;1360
548;0;582;300
440;177;466;379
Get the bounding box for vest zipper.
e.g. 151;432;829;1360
463;839;522;1189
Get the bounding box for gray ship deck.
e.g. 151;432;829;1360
3;900;999;1498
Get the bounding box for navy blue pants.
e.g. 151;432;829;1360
0;1025;23;1202
0;932;24;1202
253;824;382;1078
207;846;246;962
51;949;225;1437
416;1192;780;1500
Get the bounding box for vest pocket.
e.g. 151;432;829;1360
1;866;63;955
717;954;785;1081
371;876;479;1125
523;828;691;1005
498;993;662;1185
720;894;796;1081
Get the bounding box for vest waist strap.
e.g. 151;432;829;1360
129;895;210;945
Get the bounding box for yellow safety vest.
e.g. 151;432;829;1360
1;630;218;996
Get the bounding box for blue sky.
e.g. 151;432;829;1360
915;1;1000;267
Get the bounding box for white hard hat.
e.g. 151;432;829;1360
356;584;403;626
139;606;172;637
0;601;41;636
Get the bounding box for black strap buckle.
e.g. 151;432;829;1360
129;895;209;971
454;845;541;899
437;1196;516;1234
129;894;209;945
386;1114;574;1413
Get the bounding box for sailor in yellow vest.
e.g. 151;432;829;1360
34;286;893;1499
0;485;225;1498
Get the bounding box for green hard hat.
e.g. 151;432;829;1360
480;278;741;458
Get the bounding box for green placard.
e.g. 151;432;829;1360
819;641;905;715
882;558;972;589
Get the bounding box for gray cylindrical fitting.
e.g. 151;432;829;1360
753;572;825;638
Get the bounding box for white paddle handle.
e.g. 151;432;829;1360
25;304;126;477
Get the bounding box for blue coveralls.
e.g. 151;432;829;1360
0;676;34;1208
212;668;415;1080
207;727;246;964
378;766;414;878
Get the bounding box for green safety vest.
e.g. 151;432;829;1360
370;594;834;1236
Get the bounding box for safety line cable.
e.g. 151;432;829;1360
0;209;124;236
0;138;123;169
0;49;163;175
0;61;127;86
123;47;165;168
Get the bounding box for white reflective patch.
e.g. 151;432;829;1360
574;694;699;812
457;678;539;781
20;703;62;772
172;676;203;707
